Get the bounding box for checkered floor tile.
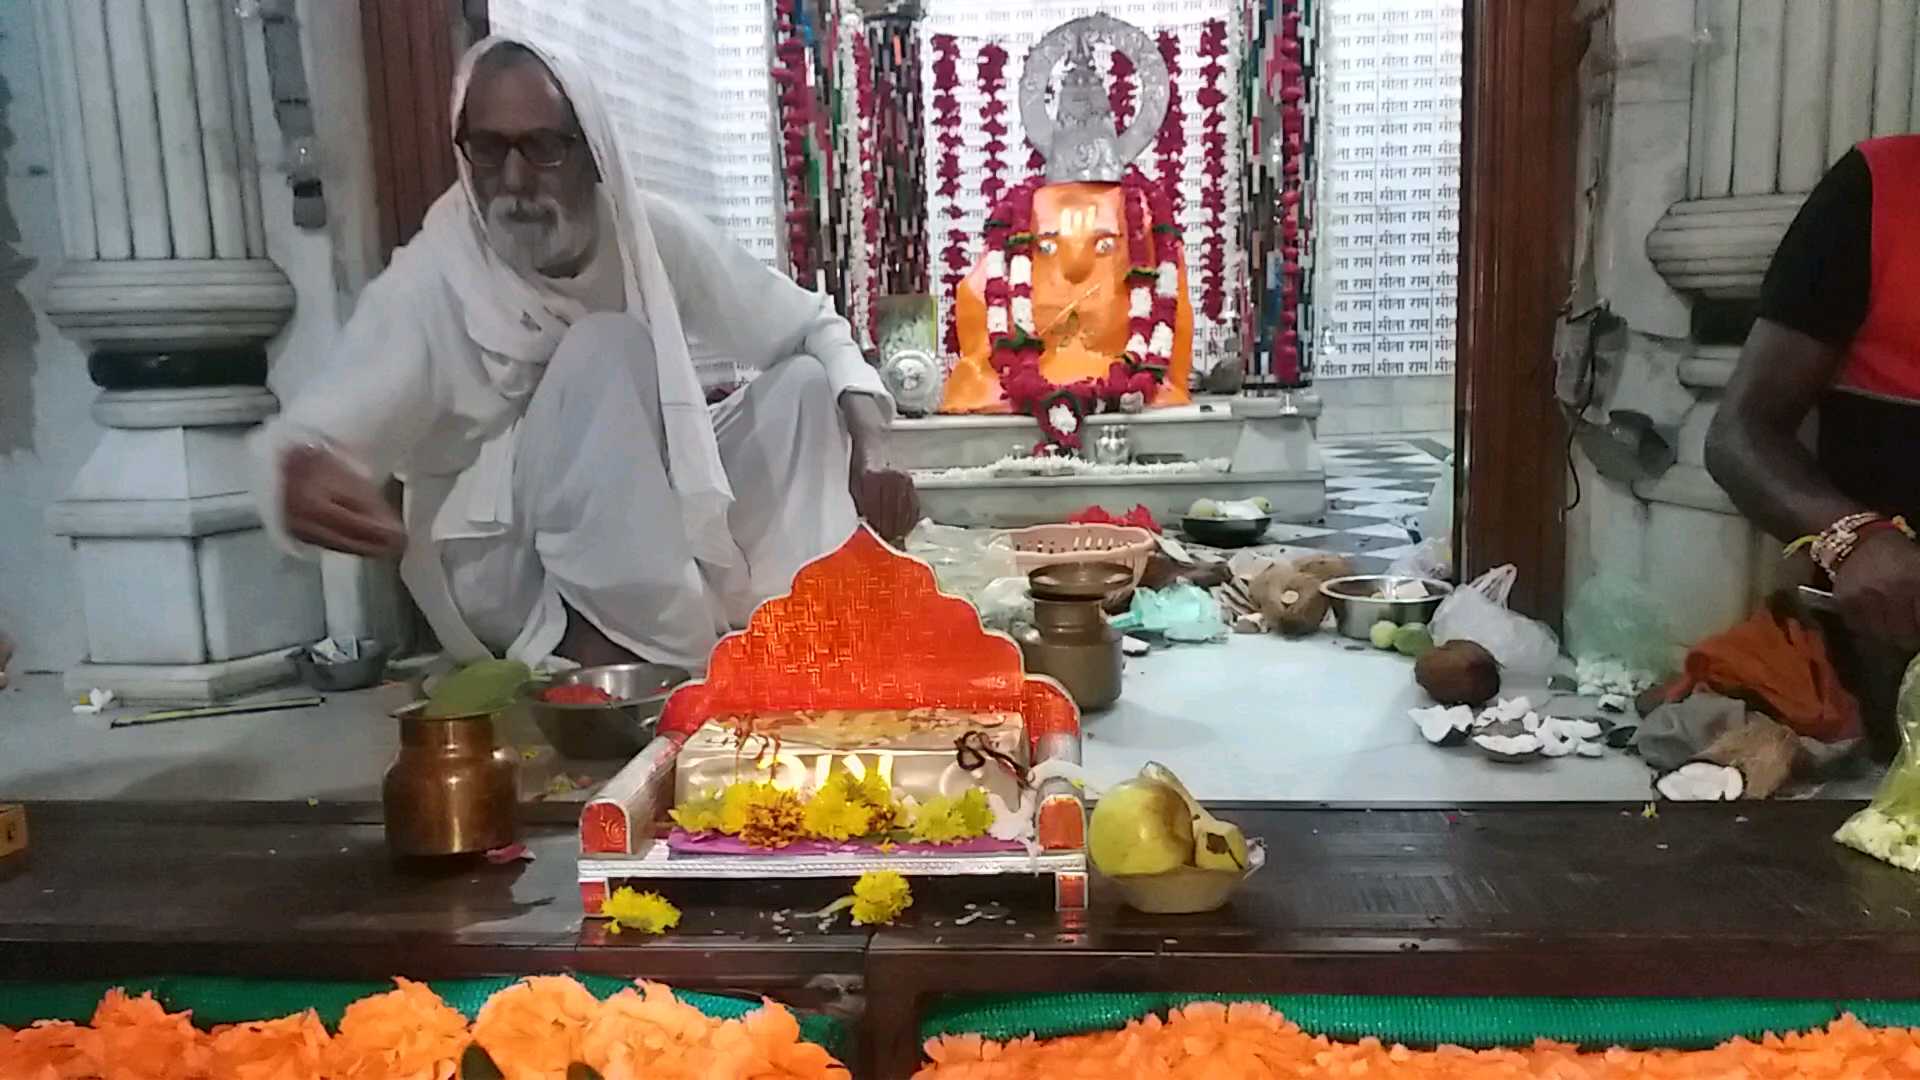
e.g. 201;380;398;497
1181;436;1453;573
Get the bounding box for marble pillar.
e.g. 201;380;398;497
34;0;322;702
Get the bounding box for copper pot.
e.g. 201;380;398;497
383;708;519;856
1018;562;1129;712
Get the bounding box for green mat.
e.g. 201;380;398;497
0;976;848;1061
919;992;1920;1051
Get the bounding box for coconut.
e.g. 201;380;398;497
1291;552;1356;583
1692;721;1799;799
1416;641;1502;707
1258;569;1331;637
1655;760;1745;801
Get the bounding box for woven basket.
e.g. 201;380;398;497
1000;524;1156;586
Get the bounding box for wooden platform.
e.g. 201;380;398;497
3;800;1918;1078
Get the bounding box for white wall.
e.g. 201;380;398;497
0;3;383;674
0;2;92;672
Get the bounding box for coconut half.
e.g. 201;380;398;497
1655;760;1745;801
1473;731;1542;762
1411;705;1475;746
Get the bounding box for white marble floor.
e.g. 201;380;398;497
7;633;1871;804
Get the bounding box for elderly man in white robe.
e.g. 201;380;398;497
255;37;918;672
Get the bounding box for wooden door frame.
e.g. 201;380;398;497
365;0;1582;625
1456;0;1584;625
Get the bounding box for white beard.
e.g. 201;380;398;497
483;194;596;277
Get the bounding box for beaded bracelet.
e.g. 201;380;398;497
1784;512;1916;577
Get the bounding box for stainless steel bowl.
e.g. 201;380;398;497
288;639;391;692
1319;575;1453;640
522;662;690;760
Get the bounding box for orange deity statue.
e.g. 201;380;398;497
937;16;1195;444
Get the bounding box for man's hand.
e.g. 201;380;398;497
840;392;921;547
1832;530;1920;651
282;443;407;558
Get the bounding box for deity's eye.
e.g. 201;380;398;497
1095;236;1117;254
1038;238;1059;256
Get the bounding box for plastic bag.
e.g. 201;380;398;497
1836;655;1920;870
1388;537;1452;581
975;576;1034;633
1566;575;1676;676
1110;584;1228;643
904;522;1020;604
1430;565;1561;677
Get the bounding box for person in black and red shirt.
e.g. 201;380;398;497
1709;137;1920;652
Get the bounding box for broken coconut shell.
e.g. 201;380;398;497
1412;705;1474;746
1655;760;1745;801
1415;640;1502;708
1691;719;1800;800
1259;569;1332;638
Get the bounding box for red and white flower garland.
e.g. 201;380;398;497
931;33;969;356
983;170;1181;451
977;43;1011;212
1272;0;1308;384
1153;30;1187;218
772;0;814;281
846;13;882;345
1108;48;1136;131
1197;19;1231;322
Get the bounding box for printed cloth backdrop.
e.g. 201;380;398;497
1314;0;1462;379
918;0;1247;375
490;0;779;387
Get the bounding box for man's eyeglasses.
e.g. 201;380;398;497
456;129;581;170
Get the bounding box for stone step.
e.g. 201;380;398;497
889;398;1250;470
914;468;1326;528
896;393;1327;527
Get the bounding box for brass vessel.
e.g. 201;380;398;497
1018;562;1129;712
383;707;519;856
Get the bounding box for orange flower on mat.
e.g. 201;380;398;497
91;988;210;1080
915;1004;1920;1079
0;1020;103;1079
471;975;601;1080
327;977;470;1080
207;1011;329;1080
580;982;719;1080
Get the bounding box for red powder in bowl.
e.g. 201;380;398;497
539;684;617;706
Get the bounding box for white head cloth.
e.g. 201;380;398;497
423;34;735;570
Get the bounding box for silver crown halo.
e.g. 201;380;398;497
1019;14;1171;184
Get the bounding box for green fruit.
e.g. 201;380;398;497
1369;620;1400;650
1089;777;1196;877
1188;497;1220;520
425;659;533;718
1394;623;1435;658
1252;496;1273;513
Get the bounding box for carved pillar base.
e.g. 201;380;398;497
43;259;314;703
47;387;324;703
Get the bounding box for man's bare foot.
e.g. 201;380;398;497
554;604;642;668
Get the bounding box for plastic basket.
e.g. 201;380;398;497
999;524;1155;586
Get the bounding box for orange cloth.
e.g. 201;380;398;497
1671;607;1861;742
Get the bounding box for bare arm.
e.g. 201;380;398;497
1709;318;1920;649
1704;318;1861;543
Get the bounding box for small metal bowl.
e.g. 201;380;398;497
522;662;690;760
287;639;391;692
1319;575;1453;640
1182;515;1272;548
